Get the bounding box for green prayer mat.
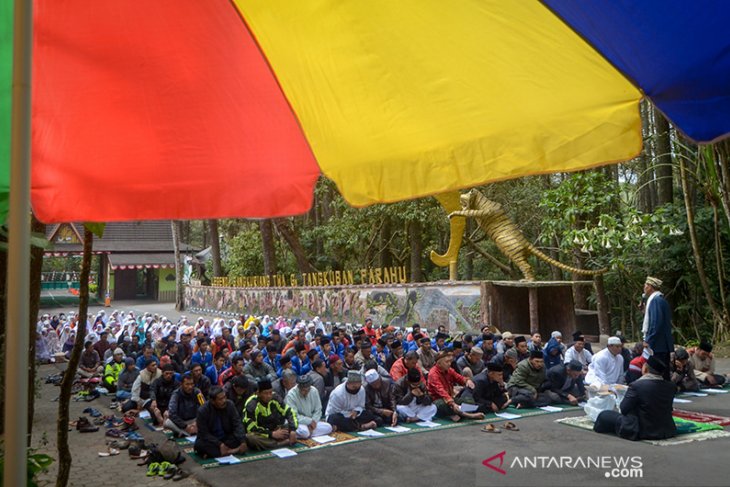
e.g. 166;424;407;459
555;415;730;446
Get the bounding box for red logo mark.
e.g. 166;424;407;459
482;451;507;475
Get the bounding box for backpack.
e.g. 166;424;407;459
148;440;185;465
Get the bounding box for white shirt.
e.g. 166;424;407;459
642;291;662;340
564;346;592;368
585;348;624;386
325;381;365;417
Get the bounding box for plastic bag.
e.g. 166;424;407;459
584;394;616;422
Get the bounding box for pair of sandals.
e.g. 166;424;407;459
481;421;519;434
146;462;189;481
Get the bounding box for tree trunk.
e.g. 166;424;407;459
637;100;656;213
171;221;185;311
464;219;474;281
27;215;45;444
56;228;93;487
260;219;277;276
711;203;729;341
549;236;563;281
408;220;423;282
464;236;518;279
0;227;6;435
715;141;730;232
571;250;589;308
653;108;674;206
679;158;725;339
273;218;315;273
378;218;392;268
208;219;223;277
593;274;611;337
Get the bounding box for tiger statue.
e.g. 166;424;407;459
448;189;607;281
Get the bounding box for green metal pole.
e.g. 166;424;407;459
4;0;32;485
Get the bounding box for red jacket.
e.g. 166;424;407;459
363;326;377;346
427;365;466;404
390;358;424;383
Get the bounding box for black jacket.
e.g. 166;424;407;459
461;370;508;410
543;364;585;400
168;387;203;428
619;375;677;440
195;399;246;446
150;377;179;411
393;376;433;406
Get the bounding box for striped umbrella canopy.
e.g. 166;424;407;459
1;0;729;223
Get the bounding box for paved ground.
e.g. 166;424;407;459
35;300;730;486
32;363;204;487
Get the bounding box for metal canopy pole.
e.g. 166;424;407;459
4;0;33;485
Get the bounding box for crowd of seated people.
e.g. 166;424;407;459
36;309;729;455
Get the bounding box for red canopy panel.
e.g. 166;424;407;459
30;0;320;223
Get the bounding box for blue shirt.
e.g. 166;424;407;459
135;354;159;370
191;351;213;369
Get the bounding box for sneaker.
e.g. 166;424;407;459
128;444;142;457
76;416;91;431
125;431;144;441
105;428;124;438
172;470;189;482
83;407;102;417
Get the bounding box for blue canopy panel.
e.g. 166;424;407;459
543;0;730;143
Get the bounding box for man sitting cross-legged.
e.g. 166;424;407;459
670;348;700;393
543;360;586;406
690;341;727;388
149;363;180;426
244;379;298;450
285;374;334;439
506;349;554;408
594;356;676;441
325;371;379;432
427;351;485;422
459;363;511;413
364;369;398;427
456;346;485;379
194;386;248;459
393;367;437;422
164;373;203;437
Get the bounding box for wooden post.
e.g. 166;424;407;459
593;274;611;336
528;286;539;335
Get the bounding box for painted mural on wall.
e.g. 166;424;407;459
184;283;484;332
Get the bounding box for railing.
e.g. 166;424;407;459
40;271;97;290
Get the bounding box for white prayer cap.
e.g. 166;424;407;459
364;369;380;384
607;336;622;346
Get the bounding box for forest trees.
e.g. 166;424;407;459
185;104;727;345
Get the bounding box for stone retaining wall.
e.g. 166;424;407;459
184;281;484;332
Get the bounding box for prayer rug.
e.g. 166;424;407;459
671;409;730;427
555;415;730;446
